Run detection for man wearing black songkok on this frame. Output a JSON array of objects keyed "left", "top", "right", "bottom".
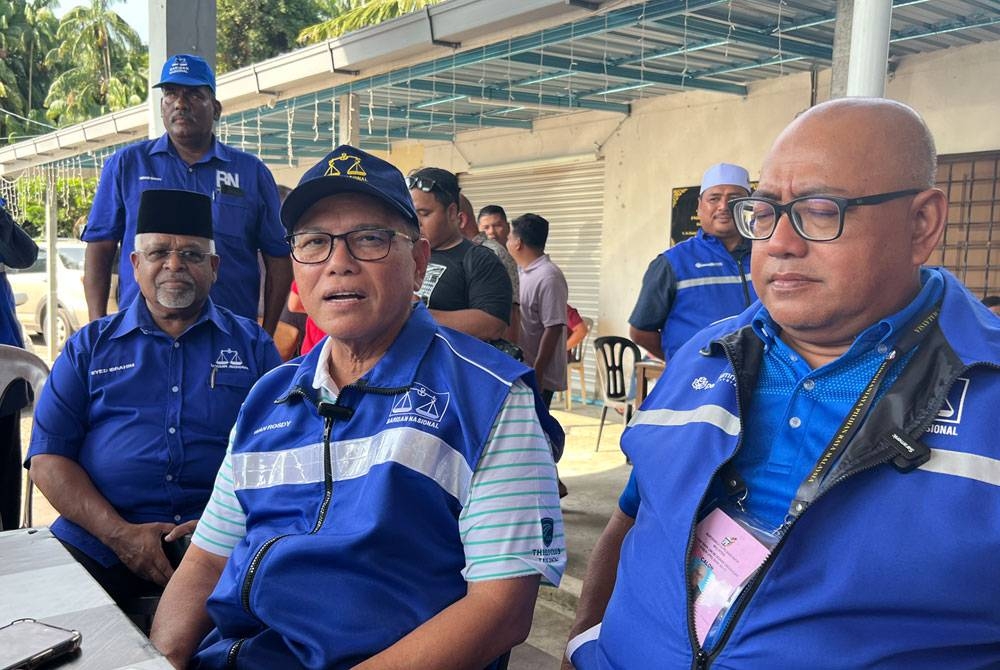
[{"left": 25, "top": 190, "right": 281, "bottom": 630}]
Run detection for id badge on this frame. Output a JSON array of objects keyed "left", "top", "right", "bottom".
[{"left": 690, "top": 506, "right": 777, "bottom": 645}]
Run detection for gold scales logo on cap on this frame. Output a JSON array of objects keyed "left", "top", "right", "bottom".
[{"left": 325, "top": 152, "right": 367, "bottom": 181}]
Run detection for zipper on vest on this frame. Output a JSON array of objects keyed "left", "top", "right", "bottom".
[
  {"left": 309, "top": 412, "right": 337, "bottom": 533},
  {"left": 240, "top": 533, "right": 291, "bottom": 614},
  {"left": 686, "top": 343, "right": 748, "bottom": 670},
  {"left": 225, "top": 638, "right": 246, "bottom": 668}
]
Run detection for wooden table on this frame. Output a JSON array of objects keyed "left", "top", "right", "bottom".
[
  {"left": 633, "top": 359, "right": 665, "bottom": 412},
  {"left": 0, "top": 527, "right": 172, "bottom": 669}
]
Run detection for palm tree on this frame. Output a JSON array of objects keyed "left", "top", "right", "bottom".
[
  {"left": 298, "top": 0, "right": 443, "bottom": 45},
  {"left": 15, "top": 0, "right": 59, "bottom": 111},
  {"left": 43, "top": 0, "right": 146, "bottom": 126}
]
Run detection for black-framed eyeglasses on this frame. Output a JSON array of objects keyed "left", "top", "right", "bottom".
[
  {"left": 728, "top": 188, "right": 924, "bottom": 242},
  {"left": 138, "top": 248, "right": 213, "bottom": 264},
  {"left": 285, "top": 228, "right": 416, "bottom": 264}
]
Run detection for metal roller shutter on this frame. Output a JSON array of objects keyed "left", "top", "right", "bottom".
[{"left": 460, "top": 158, "right": 605, "bottom": 403}]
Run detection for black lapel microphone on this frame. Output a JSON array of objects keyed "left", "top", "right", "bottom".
[{"left": 318, "top": 402, "right": 354, "bottom": 422}]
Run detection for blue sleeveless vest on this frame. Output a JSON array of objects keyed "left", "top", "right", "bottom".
[
  {"left": 194, "top": 306, "right": 563, "bottom": 669},
  {"left": 660, "top": 229, "right": 754, "bottom": 359}
]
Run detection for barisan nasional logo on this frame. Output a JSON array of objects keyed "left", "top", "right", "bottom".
[
  {"left": 691, "top": 372, "right": 736, "bottom": 391},
  {"left": 927, "top": 376, "right": 969, "bottom": 437},
  {"left": 324, "top": 151, "right": 368, "bottom": 181},
  {"left": 214, "top": 348, "right": 248, "bottom": 370},
  {"left": 387, "top": 382, "right": 450, "bottom": 430}
]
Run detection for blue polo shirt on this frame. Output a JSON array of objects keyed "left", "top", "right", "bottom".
[
  {"left": 83, "top": 134, "right": 289, "bottom": 319},
  {"left": 619, "top": 269, "right": 945, "bottom": 522},
  {"left": 26, "top": 296, "right": 281, "bottom": 566}
]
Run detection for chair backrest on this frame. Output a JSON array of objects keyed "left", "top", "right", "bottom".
[
  {"left": 568, "top": 316, "right": 594, "bottom": 365},
  {"left": 593, "top": 336, "right": 641, "bottom": 403},
  {"left": 0, "top": 345, "right": 51, "bottom": 528}
]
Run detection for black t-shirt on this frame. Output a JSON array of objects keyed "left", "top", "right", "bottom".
[{"left": 417, "top": 239, "right": 512, "bottom": 324}]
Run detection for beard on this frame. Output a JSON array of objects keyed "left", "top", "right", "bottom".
[{"left": 155, "top": 272, "right": 197, "bottom": 308}]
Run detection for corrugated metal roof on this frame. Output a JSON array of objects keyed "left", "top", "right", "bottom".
[{"left": 2, "top": 0, "right": 999, "bottom": 174}]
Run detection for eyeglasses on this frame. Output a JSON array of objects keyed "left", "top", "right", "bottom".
[
  {"left": 138, "top": 248, "right": 213, "bottom": 264},
  {"left": 285, "top": 228, "right": 416, "bottom": 264},
  {"left": 406, "top": 175, "right": 439, "bottom": 192},
  {"left": 728, "top": 188, "right": 924, "bottom": 242}
]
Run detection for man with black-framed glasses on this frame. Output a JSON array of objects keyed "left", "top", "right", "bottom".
[
  {"left": 152, "top": 146, "right": 565, "bottom": 669},
  {"left": 567, "top": 98, "right": 1000, "bottom": 668},
  {"left": 27, "top": 189, "right": 280, "bottom": 630}
]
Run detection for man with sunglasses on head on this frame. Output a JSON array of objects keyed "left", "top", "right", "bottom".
[
  {"left": 409, "top": 167, "right": 513, "bottom": 341},
  {"left": 566, "top": 98, "right": 1000, "bottom": 669},
  {"left": 26, "top": 189, "right": 280, "bottom": 628},
  {"left": 83, "top": 54, "right": 291, "bottom": 336},
  {"left": 151, "top": 147, "right": 565, "bottom": 668}
]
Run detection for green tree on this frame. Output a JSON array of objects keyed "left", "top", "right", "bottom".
[
  {"left": 0, "top": 0, "right": 59, "bottom": 140},
  {"left": 217, "top": 0, "right": 323, "bottom": 74},
  {"left": 43, "top": 0, "right": 147, "bottom": 126},
  {"left": 298, "top": 0, "right": 443, "bottom": 45}
]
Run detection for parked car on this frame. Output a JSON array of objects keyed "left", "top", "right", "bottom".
[{"left": 7, "top": 239, "right": 91, "bottom": 348}]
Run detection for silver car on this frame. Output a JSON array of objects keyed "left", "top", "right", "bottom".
[{"left": 7, "top": 239, "right": 90, "bottom": 348}]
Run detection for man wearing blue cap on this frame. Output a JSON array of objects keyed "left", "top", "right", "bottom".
[
  {"left": 628, "top": 162, "right": 756, "bottom": 362},
  {"left": 83, "top": 54, "right": 292, "bottom": 336},
  {"left": 151, "top": 146, "right": 565, "bottom": 669},
  {"left": 28, "top": 189, "right": 280, "bottom": 628}
]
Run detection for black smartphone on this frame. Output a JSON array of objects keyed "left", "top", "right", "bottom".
[{"left": 0, "top": 618, "right": 82, "bottom": 670}]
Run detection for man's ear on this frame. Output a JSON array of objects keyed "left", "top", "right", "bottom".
[
  {"left": 210, "top": 253, "right": 221, "bottom": 281},
  {"left": 212, "top": 99, "right": 222, "bottom": 121},
  {"left": 129, "top": 251, "right": 141, "bottom": 279},
  {"left": 412, "top": 237, "right": 430, "bottom": 290},
  {"left": 909, "top": 188, "right": 947, "bottom": 266}
]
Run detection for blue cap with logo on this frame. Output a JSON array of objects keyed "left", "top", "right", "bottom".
[
  {"left": 280, "top": 145, "right": 419, "bottom": 232},
  {"left": 700, "top": 162, "right": 751, "bottom": 195},
  {"left": 154, "top": 54, "right": 216, "bottom": 92}
]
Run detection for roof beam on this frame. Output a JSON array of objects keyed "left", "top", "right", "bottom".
[
  {"left": 652, "top": 15, "right": 833, "bottom": 61},
  {"left": 507, "top": 51, "right": 746, "bottom": 96},
  {"left": 400, "top": 79, "right": 629, "bottom": 114}
]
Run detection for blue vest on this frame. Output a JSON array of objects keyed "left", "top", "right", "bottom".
[
  {"left": 195, "top": 306, "right": 563, "bottom": 669},
  {"left": 573, "top": 270, "right": 1000, "bottom": 669},
  {"left": 660, "top": 230, "right": 754, "bottom": 359}
]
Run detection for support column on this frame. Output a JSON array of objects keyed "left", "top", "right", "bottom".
[
  {"left": 845, "top": 0, "right": 893, "bottom": 97},
  {"left": 830, "top": 0, "right": 853, "bottom": 98},
  {"left": 44, "top": 171, "right": 57, "bottom": 360},
  {"left": 147, "top": 0, "right": 217, "bottom": 138},
  {"left": 338, "top": 94, "right": 360, "bottom": 147}
]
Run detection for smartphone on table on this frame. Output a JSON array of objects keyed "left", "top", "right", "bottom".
[{"left": 0, "top": 618, "right": 82, "bottom": 670}]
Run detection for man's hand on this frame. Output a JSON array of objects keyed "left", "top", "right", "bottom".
[{"left": 107, "top": 521, "right": 178, "bottom": 586}]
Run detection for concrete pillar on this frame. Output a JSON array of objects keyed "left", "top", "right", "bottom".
[
  {"left": 830, "top": 0, "right": 853, "bottom": 98},
  {"left": 44, "top": 171, "right": 57, "bottom": 360},
  {"left": 845, "top": 0, "right": 893, "bottom": 97},
  {"left": 338, "top": 94, "right": 360, "bottom": 147},
  {"left": 147, "top": 0, "right": 217, "bottom": 139}
]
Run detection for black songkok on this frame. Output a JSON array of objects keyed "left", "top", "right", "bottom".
[{"left": 136, "top": 189, "right": 213, "bottom": 239}]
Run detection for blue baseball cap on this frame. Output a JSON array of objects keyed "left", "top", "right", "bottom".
[
  {"left": 281, "top": 145, "right": 419, "bottom": 233},
  {"left": 700, "top": 163, "right": 751, "bottom": 195},
  {"left": 154, "top": 54, "right": 216, "bottom": 92}
]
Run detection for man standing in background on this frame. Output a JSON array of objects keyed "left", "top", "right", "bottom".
[
  {"left": 83, "top": 54, "right": 291, "bottom": 335},
  {"left": 628, "top": 163, "right": 755, "bottom": 361}
]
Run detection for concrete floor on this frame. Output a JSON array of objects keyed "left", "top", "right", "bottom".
[{"left": 19, "top": 396, "right": 632, "bottom": 669}]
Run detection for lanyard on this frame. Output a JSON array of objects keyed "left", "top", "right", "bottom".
[
  {"left": 720, "top": 304, "right": 942, "bottom": 532},
  {"left": 785, "top": 304, "right": 941, "bottom": 523}
]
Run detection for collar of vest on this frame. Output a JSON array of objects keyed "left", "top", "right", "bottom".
[{"left": 278, "top": 304, "right": 438, "bottom": 406}]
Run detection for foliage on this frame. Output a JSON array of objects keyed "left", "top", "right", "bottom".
[
  {"left": 217, "top": 0, "right": 323, "bottom": 73},
  {"left": 0, "top": 0, "right": 60, "bottom": 141},
  {"left": 298, "top": 0, "right": 443, "bottom": 45},
  {"left": 13, "top": 174, "right": 98, "bottom": 238},
  {"left": 43, "top": 0, "right": 147, "bottom": 127}
]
